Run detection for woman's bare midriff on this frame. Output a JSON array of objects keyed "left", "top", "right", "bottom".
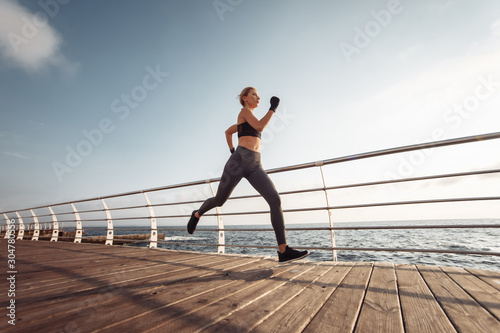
[{"left": 238, "top": 136, "right": 261, "bottom": 152}]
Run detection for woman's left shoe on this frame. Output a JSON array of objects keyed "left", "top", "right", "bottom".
[
  {"left": 278, "top": 246, "right": 310, "bottom": 263},
  {"left": 187, "top": 210, "right": 199, "bottom": 234}
]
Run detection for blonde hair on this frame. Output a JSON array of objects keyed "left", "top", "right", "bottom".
[{"left": 238, "top": 87, "right": 256, "bottom": 107}]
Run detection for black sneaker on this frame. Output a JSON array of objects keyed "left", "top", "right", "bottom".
[
  {"left": 278, "top": 246, "right": 310, "bottom": 263},
  {"left": 187, "top": 210, "right": 199, "bottom": 234}
]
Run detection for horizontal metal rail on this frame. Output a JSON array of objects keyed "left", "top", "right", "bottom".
[{"left": 266, "top": 131, "right": 500, "bottom": 175}]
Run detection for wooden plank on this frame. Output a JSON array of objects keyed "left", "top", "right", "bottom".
[
  {"left": 96, "top": 262, "right": 306, "bottom": 332},
  {"left": 441, "top": 266, "right": 500, "bottom": 321},
  {"left": 13, "top": 251, "right": 235, "bottom": 310},
  {"left": 15, "top": 249, "right": 200, "bottom": 290},
  {"left": 198, "top": 264, "right": 330, "bottom": 333},
  {"left": 418, "top": 265, "right": 500, "bottom": 332},
  {"left": 17, "top": 249, "right": 220, "bottom": 290},
  {"left": 143, "top": 262, "right": 315, "bottom": 332},
  {"left": 465, "top": 267, "right": 500, "bottom": 292},
  {"left": 396, "top": 264, "right": 456, "bottom": 333},
  {"left": 87, "top": 259, "right": 273, "bottom": 333},
  {"left": 5, "top": 247, "right": 148, "bottom": 278},
  {"left": 303, "top": 262, "right": 373, "bottom": 332},
  {"left": 251, "top": 262, "right": 354, "bottom": 333},
  {"left": 6, "top": 255, "right": 258, "bottom": 326},
  {"left": 14, "top": 256, "right": 239, "bottom": 327},
  {"left": 7, "top": 241, "right": 188, "bottom": 285},
  {"left": 12, "top": 254, "right": 258, "bottom": 329},
  {"left": 2, "top": 241, "right": 162, "bottom": 298},
  {"left": 16, "top": 240, "right": 144, "bottom": 259},
  {"left": 355, "top": 263, "right": 403, "bottom": 333},
  {"left": 18, "top": 243, "right": 187, "bottom": 268}
]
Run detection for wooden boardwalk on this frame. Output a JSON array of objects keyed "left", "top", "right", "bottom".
[{"left": 1, "top": 240, "right": 499, "bottom": 332}]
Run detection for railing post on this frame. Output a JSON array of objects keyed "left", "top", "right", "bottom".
[
  {"left": 143, "top": 192, "right": 158, "bottom": 248},
  {"left": 3, "top": 213, "right": 10, "bottom": 239},
  {"left": 207, "top": 180, "right": 225, "bottom": 254},
  {"left": 101, "top": 199, "right": 113, "bottom": 245},
  {"left": 15, "top": 212, "right": 25, "bottom": 240},
  {"left": 48, "top": 206, "right": 59, "bottom": 242},
  {"left": 30, "top": 209, "right": 40, "bottom": 241},
  {"left": 71, "top": 203, "right": 83, "bottom": 243},
  {"left": 316, "top": 161, "right": 338, "bottom": 262}
]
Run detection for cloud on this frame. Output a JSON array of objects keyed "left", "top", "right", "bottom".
[
  {"left": 0, "top": 0, "right": 79, "bottom": 75},
  {"left": 2, "top": 151, "right": 31, "bottom": 159}
]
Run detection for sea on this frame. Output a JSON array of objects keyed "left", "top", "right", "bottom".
[{"left": 83, "top": 219, "right": 500, "bottom": 271}]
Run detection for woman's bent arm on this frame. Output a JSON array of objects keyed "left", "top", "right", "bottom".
[{"left": 225, "top": 124, "right": 238, "bottom": 150}]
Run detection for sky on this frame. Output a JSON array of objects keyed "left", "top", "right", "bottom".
[{"left": 1, "top": 0, "right": 500, "bottom": 225}]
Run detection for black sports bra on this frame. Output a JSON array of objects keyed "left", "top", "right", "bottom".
[{"left": 237, "top": 122, "right": 261, "bottom": 139}]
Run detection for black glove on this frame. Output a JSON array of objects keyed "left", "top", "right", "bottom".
[
  {"left": 270, "top": 96, "right": 280, "bottom": 112},
  {"left": 230, "top": 148, "right": 235, "bottom": 154}
]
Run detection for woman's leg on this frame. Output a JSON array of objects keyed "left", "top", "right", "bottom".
[
  {"left": 197, "top": 154, "right": 244, "bottom": 216},
  {"left": 246, "top": 170, "right": 310, "bottom": 261},
  {"left": 188, "top": 154, "right": 244, "bottom": 234},
  {"left": 246, "top": 165, "right": 287, "bottom": 246}
]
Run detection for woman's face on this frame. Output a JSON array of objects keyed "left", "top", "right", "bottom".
[{"left": 243, "top": 89, "right": 260, "bottom": 108}]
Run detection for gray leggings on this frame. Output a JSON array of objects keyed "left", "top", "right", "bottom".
[{"left": 197, "top": 146, "right": 286, "bottom": 245}]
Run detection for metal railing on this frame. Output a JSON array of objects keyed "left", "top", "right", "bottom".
[{"left": 2, "top": 132, "right": 500, "bottom": 262}]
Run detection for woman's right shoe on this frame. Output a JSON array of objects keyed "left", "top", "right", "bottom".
[
  {"left": 187, "top": 210, "right": 199, "bottom": 234},
  {"left": 278, "top": 246, "right": 310, "bottom": 263}
]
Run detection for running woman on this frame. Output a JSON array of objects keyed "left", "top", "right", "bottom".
[{"left": 187, "top": 87, "right": 310, "bottom": 263}]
